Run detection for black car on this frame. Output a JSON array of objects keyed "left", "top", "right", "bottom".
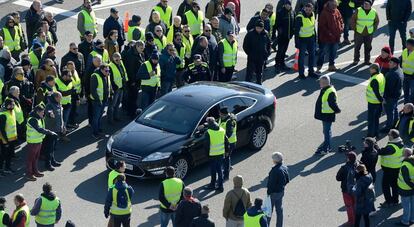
[{"left": 106, "top": 81, "right": 276, "bottom": 179}]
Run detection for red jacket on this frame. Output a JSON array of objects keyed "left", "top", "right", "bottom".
[
  {"left": 318, "top": 4, "right": 344, "bottom": 43},
  {"left": 224, "top": 0, "right": 240, "bottom": 23}
]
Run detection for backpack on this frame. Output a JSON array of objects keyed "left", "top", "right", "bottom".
[
  {"left": 232, "top": 190, "right": 246, "bottom": 218},
  {"left": 346, "top": 164, "right": 357, "bottom": 193}
]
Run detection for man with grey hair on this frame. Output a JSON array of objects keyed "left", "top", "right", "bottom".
[
  {"left": 366, "top": 63, "right": 385, "bottom": 138},
  {"left": 267, "top": 152, "right": 289, "bottom": 227},
  {"left": 175, "top": 187, "right": 201, "bottom": 226},
  {"left": 398, "top": 147, "right": 414, "bottom": 226},
  {"left": 314, "top": 75, "right": 341, "bottom": 155}
]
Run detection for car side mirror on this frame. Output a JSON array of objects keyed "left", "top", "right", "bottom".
[{"left": 135, "top": 108, "right": 143, "bottom": 117}]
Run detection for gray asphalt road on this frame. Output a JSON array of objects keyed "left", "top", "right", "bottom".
[{"left": 0, "top": 0, "right": 413, "bottom": 226}]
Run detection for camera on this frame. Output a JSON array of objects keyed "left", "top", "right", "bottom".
[{"left": 338, "top": 140, "right": 356, "bottom": 153}]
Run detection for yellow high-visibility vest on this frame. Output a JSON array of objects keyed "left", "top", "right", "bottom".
[
  {"left": 184, "top": 10, "right": 204, "bottom": 36},
  {"left": 2, "top": 27, "right": 21, "bottom": 51},
  {"left": 297, "top": 13, "right": 315, "bottom": 38},
  {"left": 380, "top": 143, "right": 403, "bottom": 169},
  {"left": 80, "top": 9, "right": 97, "bottom": 35},
  {"left": 398, "top": 161, "right": 414, "bottom": 190},
  {"left": 154, "top": 36, "right": 168, "bottom": 52},
  {"left": 366, "top": 73, "right": 385, "bottom": 104},
  {"left": 110, "top": 187, "right": 132, "bottom": 215},
  {"left": 153, "top": 5, "right": 173, "bottom": 27},
  {"left": 219, "top": 117, "right": 237, "bottom": 144},
  {"left": 321, "top": 86, "right": 338, "bottom": 114},
  {"left": 141, "top": 61, "right": 161, "bottom": 87},
  {"left": 72, "top": 70, "right": 81, "bottom": 94},
  {"left": 55, "top": 77, "right": 73, "bottom": 105},
  {"left": 207, "top": 128, "right": 226, "bottom": 156},
  {"left": 34, "top": 196, "right": 60, "bottom": 225},
  {"left": 182, "top": 34, "right": 194, "bottom": 59},
  {"left": 244, "top": 212, "right": 264, "bottom": 227},
  {"left": 90, "top": 50, "right": 110, "bottom": 64},
  {"left": 12, "top": 205, "right": 30, "bottom": 227},
  {"left": 356, "top": 7, "right": 377, "bottom": 34},
  {"left": 160, "top": 178, "right": 184, "bottom": 209},
  {"left": 0, "top": 110, "right": 17, "bottom": 143},
  {"left": 402, "top": 48, "right": 414, "bottom": 75},
  {"left": 89, "top": 73, "right": 110, "bottom": 101},
  {"left": 127, "top": 26, "right": 145, "bottom": 42},
  {"left": 26, "top": 117, "right": 45, "bottom": 144},
  {"left": 220, "top": 39, "right": 238, "bottom": 67},
  {"left": 109, "top": 61, "right": 128, "bottom": 89}
]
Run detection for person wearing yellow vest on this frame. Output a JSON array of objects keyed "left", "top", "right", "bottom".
[
  {"left": 218, "top": 31, "right": 237, "bottom": 82},
  {"left": 77, "top": 0, "right": 98, "bottom": 40},
  {"left": 108, "top": 52, "right": 128, "bottom": 122},
  {"left": 154, "top": 26, "right": 168, "bottom": 53},
  {"left": 137, "top": 53, "right": 161, "bottom": 109},
  {"left": 5, "top": 87, "right": 25, "bottom": 140},
  {"left": 64, "top": 61, "right": 82, "bottom": 129},
  {"left": 184, "top": 54, "right": 211, "bottom": 83},
  {"left": 338, "top": 0, "right": 355, "bottom": 45},
  {"left": 173, "top": 32, "right": 187, "bottom": 87},
  {"left": 314, "top": 75, "right": 341, "bottom": 155},
  {"left": 167, "top": 16, "right": 183, "bottom": 44},
  {"left": 0, "top": 197, "right": 11, "bottom": 226},
  {"left": 350, "top": 0, "right": 379, "bottom": 66},
  {"left": 378, "top": 129, "right": 404, "bottom": 207},
  {"left": 0, "top": 99, "right": 17, "bottom": 174},
  {"left": 181, "top": 25, "right": 194, "bottom": 64},
  {"left": 218, "top": 107, "right": 237, "bottom": 181},
  {"left": 108, "top": 160, "right": 126, "bottom": 189},
  {"left": 90, "top": 64, "right": 111, "bottom": 139},
  {"left": 11, "top": 11, "right": 28, "bottom": 52},
  {"left": 29, "top": 43, "right": 43, "bottom": 73},
  {"left": 127, "top": 15, "right": 145, "bottom": 42},
  {"left": 159, "top": 44, "right": 182, "bottom": 96},
  {"left": 11, "top": 194, "right": 30, "bottom": 227},
  {"left": 244, "top": 198, "right": 268, "bottom": 227},
  {"left": 402, "top": 39, "right": 414, "bottom": 104},
  {"left": 366, "top": 64, "right": 385, "bottom": 138},
  {"left": 35, "top": 75, "right": 56, "bottom": 107},
  {"left": 0, "top": 16, "right": 23, "bottom": 61},
  {"left": 397, "top": 149, "right": 414, "bottom": 226},
  {"left": 55, "top": 69, "right": 76, "bottom": 127},
  {"left": 159, "top": 166, "right": 185, "bottom": 227},
  {"left": 30, "top": 183, "right": 62, "bottom": 226},
  {"left": 395, "top": 103, "right": 414, "bottom": 147},
  {"left": 295, "top": 3, "right": 318, "bottom": 79},
  {"left": 104, "top": 174, "right": 134, "bottom": 227},
  {"left": 26, "top": 105, "right": 57, "bottom": 181},
  {"left": 88, "top": 39, "right": 110, "bottom": 66},
  {"left": 183, "top": 2, "right": 205, "bottom": 37},
  {"left": 151, "top": 0, "right": 173, "bottom": 28}
]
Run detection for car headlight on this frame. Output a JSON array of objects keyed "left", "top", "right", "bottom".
[
  {"left": 107, "top": 136, "right": 114, "bottom": 152},
  {"left": 142, "top": 152, "right": 172, "bottom": 162}
]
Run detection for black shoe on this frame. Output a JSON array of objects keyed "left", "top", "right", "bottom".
[
  {"left": 204, "top": 184, "right": 216, "bottom": 190},
  {"left": 379, "top": 202, "right": 391, "bottom": 208},
  {"left": 364, "top": 61, "right": 372, "bottom": 66},
  {"left": 215, "top": 187, "right": 224, "bottom": 193},
  {"left": 45, "top": 166, "right": 55, "bottom": 171},
  {"left": 51, "top": 162, "right": 61, "bottom": 167},
  {"left": 314, "top": 150, "right": 327, "bottom": 156},
  {"left": 298, "top": 74, "right": 306, "bottom": 80}
]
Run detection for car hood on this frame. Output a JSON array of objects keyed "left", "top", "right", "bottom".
[{"left": 112, "top": 122, "right": 187, "bottom": 157}]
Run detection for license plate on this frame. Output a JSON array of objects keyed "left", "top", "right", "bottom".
[{"left": 125, "top": 163, "right": 134, "bottom": 170}]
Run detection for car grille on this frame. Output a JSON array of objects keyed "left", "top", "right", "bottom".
[{"left": 112, "top": 149, "right": 142, "bottom": 163}]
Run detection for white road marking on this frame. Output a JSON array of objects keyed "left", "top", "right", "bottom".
[
  {"left": 92, "top": 0, "right": 125, "bottom": 9},
  {"left": 93, "top": 0, "right": 153, "bottom": 11},
  {"left": 325, "top": 71, "right": 369, "bottom": 86},
  {"left": 13, "top": 0, "right": 105, "bottom": 25}
]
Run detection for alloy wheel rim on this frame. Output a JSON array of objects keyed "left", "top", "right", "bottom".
[
  {"left": 175, "top": 159, "right": 188, "bottom": 179},
  {"left": 253, "top": 126, "right": 267, "bottom": 148}
]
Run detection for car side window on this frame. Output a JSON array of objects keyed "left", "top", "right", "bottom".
[{"left": 220, "top": 97, "right": 252, "bottom": 114}]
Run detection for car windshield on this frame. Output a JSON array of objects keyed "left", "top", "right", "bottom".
[{"left": 136, "top": 100, "right": 201, "bottom": 134}]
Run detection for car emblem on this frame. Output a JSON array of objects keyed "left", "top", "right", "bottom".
[{"left": 121, "top": 153, "right": 128, "bottom": 158}]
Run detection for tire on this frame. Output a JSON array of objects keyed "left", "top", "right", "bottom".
[
  {"left": 249, "top": 123, "right": 268, "bottom": 150},
  {"left": 173, "top": 157, "right": 190, "bottom": 179}
]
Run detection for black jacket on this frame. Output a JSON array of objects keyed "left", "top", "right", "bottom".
[
  {"left": 175, "top": 197, "right": 202, "bottom": 227},
  {"left": 78, "top": 40, "right": 93, "bottom": 65},
  {"left": 177, "top": 1, "right": 193, "bottom": 19},
  {"left": 184, "top": 62, "right": 211, "bottom": 83},
  {"left": 360, "top": 147, "right": 378, "bottom": 177},
  {"left": 246, "top": 15, "right": 271, "bottom": 33},
  {"left": 60, "top": 51, "right": 85, "bottom": 77},
  {"left": 274, "top": 6, "right": 295, "bottom": 40},
  {"left": 124, "top": 47, "right": 145, "bottom": 82},
  {"left": 25, "top": 5, "right": 44, "bottom": 45},
  {"left": 191, "top": 45, "right": 210, "bottom": 65},
  {"left": 243, "top": 30, "right": 271, "bottom": 62},
  {"left": 44, "top": 18, "right": 58, "bottom": 44},
  {"left": 399, "top": 158, "right": 414, "bottom": 196},
  {"left": 314, "top": 86, "right": 341, "bottom": 122},
  {"left": 144, "top": 43, "right": 158, "bottom": 60},
  {"left": 103, "top": 16, "right": 125, "bottom": 47},
  {"left": 192, "top": 34, "right": 218, "bottom": 68},
  {"left": 386, "top": 0, "right": 412, "bottom": 23},
  {"left": 384, "top": 67, "right": 402, "bottom": 99},
  {"left": 267, "top": 163, "right": 290, "bottom": 195},
  {"left": 336, "top": 161, "right": 358, "bottom": 193},
  {"left": 190, "top": 214, "right": 215, "bottom": 227}
]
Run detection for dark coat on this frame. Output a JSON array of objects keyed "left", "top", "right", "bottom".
[
  {"left": 246, "top": 15, "right": 271, "bottom": 33},
  {"left": 243, "top": 30, "right": 271, "bottom": 63},
  {"left": 352, "top": 173, "right": 375, "bottom": 215},
  {"left": 177, "top": 1, "right": 193, "bottom": 20},
  {"left": 60, "top": 51, "right": 85, "bottom": 77},
  {"left": 274, "top": 6, "right": 295, "bottom": 40},
  {"left": 103, "top": 16, "right": 125, "bottom": 47},
  {"left": 384, "top": 67, "right": 402, "bottom": 99},
  {"left": 123, "top": 46, "right": 145, "bottom": 82},
  {"left": 336, "top": 161, "right": 358, "bottom": 193},
  {"left": 360, "top": 147, "right": 378, "bottom": 182},
  {"left": 25, "top": 5, "right": 44, "bottom": 45},
  {"left": 314, "top": 86, "right": 341, "bottom": 122},
  {"left": 78, "top": 40, "right": 93, "bottom": 65},
  {"left": 175, "top": 197, "right": 202, "bottom": 227},
  {"left": 44, "top": 18, "right": 58, "bottom": 44},
  {"left": 159, "top": 48, "right": 182, "bottom": 82},
  {"left": 190, "top": 214, "right": 215, "bottom": 227},
  {"left": 191, "top": 45, "right": 210, "bottom": 65},
  {"left": 90, "top": 69, "right": 110, "bottom": 103},
  {"left": 193, "top": 34, "right": 218, "bottom": 68},
  {"left": 386, "top": 0, "right": 412, "bottom": 23},
  {"left": 267, "top": 163, "right": 290, "bottom": 195}
]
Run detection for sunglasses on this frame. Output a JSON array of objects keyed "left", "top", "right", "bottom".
[
  {"left": 47, "top": 65, "right": 54, "bottom": 67},
  {"left": 204, "top": 30, "right": 211, "bottom": 32},
  {"left": 183, "top": 30, "right": 190, "bottom": 33},
  {"left": 71, "top": 48, "right": 78, "bottom": 50},
  {"left": 104, "top": 69, "right": 110, "bottom": 72},
  {"left": 156, "top": 30, "right": 162, "bottom": 32},
  {"left": 8, "top": 21, "right": 14, "bottom": 24}
]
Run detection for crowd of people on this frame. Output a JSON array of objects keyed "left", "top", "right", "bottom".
[{"left": 0, "top": 0, "right": 413, "bottom": 226}]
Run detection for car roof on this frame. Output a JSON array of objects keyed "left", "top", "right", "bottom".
[{"left": 162, "top": 82, "right": 258, "bottom": 110}]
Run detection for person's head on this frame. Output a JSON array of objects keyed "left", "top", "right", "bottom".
[
  {"left": 193, "top": 54, "right": 202, "bottom": 65},
  {"left": 272, "top": 152, "right": 283, "bottom": 164},
  {"left": 403, "top": 103, "right": 414, "bottom": 114},
  {"left": 173, "top": 32, "right": 182, "bottom": 44},
  {"left": 112, "top": 52, "right": 122, "bottom": 64},
  {"left": 42, "top": 182, "right": 53, "bottom": 194},
  {"left": 173, "top": 16, "right": 181, "bottom": 27},
  {"left": 160, "top": 0, "right": 168, "bottom": 7},
  {"left": 363, "top": 0, "right": 372, "bottom": 10},
  {"left": 115, "top": 174, "right": 126, "bottom": 183},
  {"left": 363, "top": 137, "right": 375, "bottom": 148},
  {"left": 380, "top": 46, "right": 391, "bottom": 59},
  {"left": 4, "top": 98, "right": 14, "bottom": 110},
  {"left": 219, "top": 107, "right": 229, "bottom": 118},
  {"left": 0, "top": 197, "right": 5, "bottom": 210},
  {"left": 155, "top": 25, "right": 163, "bottom": 37},
  {"left": 284, "top": 0, "right": 292, "bottom": 10},
  {"left": 131, "top": 15, "right": 141, "bottom": 26},
  {"left": 403, "top": 148, "right": 413, "bottom": 159},
  {"left": 346, "top": 151, "right": 357, "bottom": 163},
  {"left": 32, "top": 42, "right": 43, "bottom": 55},
  {"left": 11, "top": 12, "right": 20, "bottom": 23},
  {"left": 390, "top": 57, "right": 400, "bottom": 69},
  {"left": 9, "top": 86, "right": 20, "bottom": 98},
  {"left": 151, "top": 51, "right": 159, "bottom": 64},
  {"left": 255, "top": 20, "right": 265, "bottom": 33},
  {"left": 34, "top": 104, "right": 45, "bottom": 118},
  {"left": 32, "top": 0, "right": 42, "bottom": 12},
  {"left": 166, "top": 43, "right": 176, "bottom": 56},
  {"left": 43, "top": 59, "right": 54, "bottom": 70},
  {"left": 319, "top": 75, "right": 331, "bottom": 88},
  {"left": 95, "top": 39, "right": 104, "bottom": 50},
  {"left": 115, "top": 160, "right": 126, "bottom": 173},
  {"left": 135, "top": 40, "right": 145, "bottom": 53},
  {"left": 356, "top": 164, "right": 368, "bottom": 175},
  {"left": 191, "top": 1, "right": 200, "bottom": 12},
  {"left": 61, "top": 69, "right": 72, "bottom": 81},
  {"left": 37, "top": 31, "right": 46, "bottom": 43},
  {"left": 165, "top": 166, "right": 175, "bottom": 178},
  {"left": 233, "top": 175, "right": 244, "bottom": 188},
  {"left": 328, "top": 0, "right": 338, "bottom": 10},
  {"left": 45, "top": 11, "right": 54, "bottom": 22},
  {"left": 199, "top": 36, "right": 208, "bottom": 48},
  {"left": 52, "top": 91, "right": 62, "bottom": 103},
  {"left": 109, "top": 30, "right": 118, "bottom": 41},
  {"left": 110, "top": 7, "right": 119, "bottom": 19},
  {"left": 46, "top": 45, "right": 56, "bottom": 57},
  {"left": 92, "top": 56, "right": 102, "bottom": 68},
  {"left": 201, "top": 205, "right": 210, "bottom": 214},
  {"left": 182, "top": 25, "right": 191, "bottom": 37},
  {"left": 99, "top": 64, "right": 110, "bottom": 76},
  {"left": 260, "top": 9, "right": 269, "bottom": 20},
  {"left": 84, "top": 31, "right": 94, "bottom": 43},
  {"left": 12, "top": 66, "right": 24, "bottom": 81},
  {"left": 1, "top": 49, "right": 11, "bottom": 62},
  {"left": 6, "top": 16, "right": 15, "bottom": 28},
  {"left": 203, "top": 24, "right": 212, "bottom": 36},
  {"left": 40, "top": 21, "right": 49, "bottom": 33},
  {"left": 388, "top": 129, "right": 400, "bottom": 140},
  {"left": 304, "top": 3, "right": 314, "bottom": 15},
  {"left": 407, "top": 39, "right": 414, "bottom": 51},
  {"left": 66, "top": 61, "right": 75, "bottom": 71},
  {"left": 210, "top": 16, "right": 219, "bottom": 29},
  {"left": 21, "top": 58, "right": 31, "bottom": 71},
  {"left": 254, "top": 198, "right": 263, "bottom": 209},
  {"left": 226, "top": 2, "right": 235, "bottom": 12},
  {"left": 183, "top": 187, "right": 193, "bottom": 198},
  {"left": 265, "top": 3, "right": 274, "bottom": 14},
  {"left": 83, "top": 0, "right": 92, "bottom": 10},
  {"left": 369, "top": 63, "right": 380, "bottom": 75},
  {"left": 69, "top": 42, "right": 78, "bottom": 54},
  {"left": 45, "top": 75, "right": 56, "bottom": 87},
  {"left": 14, "top": 194, "right": 25, "bottom": 207},
  {"left": 224, "top": 7, "right": 233, "bottom": 20},
  {"left": 151, "top": 11, "right": 161, "bottom": 23}
]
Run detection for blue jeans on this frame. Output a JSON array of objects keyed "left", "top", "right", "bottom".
[
  {"left": 298, "top": 38, "right": 316, "bottom": 76},
  {"left": 367, "top": 103, "right": 382, "bottom": 137},
  {"left": 209, "top": 156, "right": 224, "bottom": 189},
  {"left": 62, "top": 104, "right": 72, "bottom": 127},
  {"left": 160, "top": 80, "right": 173, "bottom": 96},
  {"left": 223, "top": 143, "right": 235, "bottom": 179},
  {"left": 317, "top": 43, "right": 339, "bottom": 67},
  {"left": 403, "top": 77, "right": 414, "bottom": 104},
  {"left": 160, "top": 211, "right": 175, "bottom": 227},
  {"left": 401, "top": 195, "right": 414, "bottom": 224},
  {"left": 91, "top": 101, "right": 105, "bottom": 135},
  {"left": 268, "top": 192, "right": 284, "bottom": 227},
  {"left": 320, "top": 121, "right": 332, "bottom": 151},
  {"left": 108, "top": 89, "right": 124, "bottom": 121},
  {"left": 384, "top": 98, "right": 399, "bottom": 130},
  {"left": 389, "top": 21, "right": 407, "bottom": 53}
]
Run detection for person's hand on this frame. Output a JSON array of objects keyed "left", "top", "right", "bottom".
[
  {"left": 50, "top": 111, "right": 55, "bottom": 118},
  {"left": 76, "top": 100, "right": 81, "bottom": 106},
  {"left": 221, "top": 68, "right": 225, "bottom": 74},
  {"left": 169, "top": 204, "right": 175, "bottom": 210}
]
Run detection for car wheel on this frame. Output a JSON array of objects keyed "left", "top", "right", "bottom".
[
  {"left": 174, "top": 157, "right": 189, "bottom": 179},
  {"left": 249, "top": 123, "right": 268, "bottom": 150}
]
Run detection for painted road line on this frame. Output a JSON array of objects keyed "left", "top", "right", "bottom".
[
  {"left": 93, "top": 0, "right": 153, "bottom": 11},
  {"left": 92, "top": 0, "right": 125, "bottom": 9},
  {"left": 325, "top": 71, "right": 369, "bottom": 86},
  {"left": 13, "top": 0, "right": 105, "bottom": 25}
]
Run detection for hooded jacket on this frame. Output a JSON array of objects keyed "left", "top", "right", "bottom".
[
  {"left": 218, "top": 14, "right": 239, "bottom": 38},
  {"left": 352, "top": 173, "right": 375, "bottom": 214},
  {"left": 245, "top": 206, "right": 268, "bottom": 227},
  {"left": 336, "top": 161, "right": 358, "bottom": 193},
  {"left": 30, "top": 192, "right": 62, "bottom": 223},
  {"left": 104, "top": 181, "right": 134, "bottom": 217},
  {"left": 223, "top": 175, "right": 252, "bottom": 221}
]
